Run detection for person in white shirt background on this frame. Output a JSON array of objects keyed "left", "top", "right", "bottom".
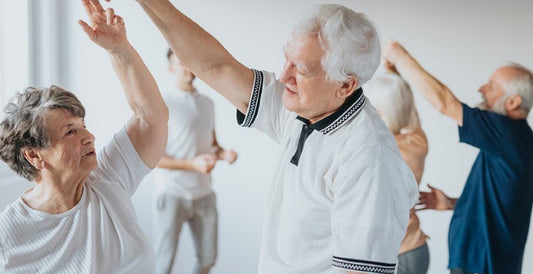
[
  {"left": 153, "top": 48, "right": 237, "bottom": 274},
  {"left": 0, "top": 1, "right": 168, "bottom": 273},
  {"left": 105, "top": 0, "right": 419, "bottom": 273}
]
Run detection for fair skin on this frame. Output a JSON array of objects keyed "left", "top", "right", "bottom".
[
  {"left": 156, "top": 53, "right": 237, "bottom": 174},
  {"left": 417, "top": 185, "right": 457, "bottom": 211},
  {"left": 99, "top": 0, "right": 365, "bottom": 271},
  {"left": 281, "top": 34, "right": 358, "bottom": 122},
  {"left": 99, "top": 0, "right": 356, "bottom": 123},
  {"left": 22, "top": 0, "right": 168, "bottom": 214},
  {"left": 382, "top": 40, "right": 528, "bottom": 126},
  {"left": 383, "top": 40, "right": 528, "bottom": 211}
]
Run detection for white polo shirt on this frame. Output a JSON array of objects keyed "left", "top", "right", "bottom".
[
  {"left": 0, "top": 128, "right": 154, "bottom": 274},
  {"left": 237, "top": 70, "right": 418, "bottom": 274},
  {"left": 154, "top": 89, "right": 216, "bottom": 200}
]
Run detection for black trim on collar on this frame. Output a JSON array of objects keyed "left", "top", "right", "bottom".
[
  {"left": 332, "top": 256, "right": 396, "bottom": 274},
  {"left": 296, "top": 88, "right": 366, "bottom": 135}
]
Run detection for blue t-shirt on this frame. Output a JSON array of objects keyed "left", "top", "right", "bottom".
[{"left": 449, "top": 104, "right": 533, "bottom": 274}]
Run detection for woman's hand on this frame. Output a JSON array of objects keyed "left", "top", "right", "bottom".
[
  {"left": 417, "top": 184, "right": 456, "bottom": 211},
  {"left": 79, "top": 0, "right": 129, "bottom": 53}
]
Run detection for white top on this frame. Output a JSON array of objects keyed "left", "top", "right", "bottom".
[
  {"left": 0, "top": 128, "right": 154, "bottom": 274},
  {"left": 237, "top": 70, "right": 419, "bottom": 274},
  {"left": 154, "top": 89, "right": 216, "bottom": 200}
]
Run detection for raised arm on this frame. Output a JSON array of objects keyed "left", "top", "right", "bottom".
[
  {"left": 99, "top": 0, "right": 254, "bottom": 113},
  {"left": 79, "top": 0, "right": 168, "bottom": 168},
  {"left": 383, "top": 40, "right": 463, "bottom": 125}
]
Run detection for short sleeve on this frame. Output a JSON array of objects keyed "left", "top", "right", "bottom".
[
  {"left": 331, "top": 162, "right": 416, "bottom": 273},
  {"left": 236, "top": 69, "right": 292, "bottom": 143},
  {"left": 459, "top": 103, "right": 510, "bottom": 153},
  {"left": 93, "top": 127, "right": 152, "bottom": 195}
]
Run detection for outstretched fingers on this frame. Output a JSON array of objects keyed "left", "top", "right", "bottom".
[
  {"left": 81, "top": 0, "right": 94, "bottom": 16},
  {"left": 114, "top": 15, "right": 124, "bottom": 25},
  {"left": 89, "top": 0, "right": 106, "bottom": 13},
  {"left": 105, "top": 8, "right": 115, "bottom": 25},
  {"left": 78, "top": 20, "right": 96, "bottom": 41}
]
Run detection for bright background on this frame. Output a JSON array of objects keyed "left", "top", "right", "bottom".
[{"left": 1, "top": 0, "right": 533, "bottom": 273}]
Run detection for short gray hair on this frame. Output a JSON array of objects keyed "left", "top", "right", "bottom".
[
  {"left": 364, "top": 72, "right": 419, "bottom": 133},
  {"left": 503, "top": 62, "right": 533, "bottom": 114},
  {"left": 292, "top": 4, "right": 381, "bottom": 88},
  {"left": 0, "top": 86, "right": 85, "bottom": 181}
]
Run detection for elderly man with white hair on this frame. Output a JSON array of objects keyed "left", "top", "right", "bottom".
[
  {"left": 384, "top": 41, "right": 533, "bottom": 274},
  {"left": 104, "top": 0, "right": 419, "bottom": 273}
]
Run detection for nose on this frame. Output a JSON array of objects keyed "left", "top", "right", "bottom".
[
  {"left": 279, "top": 61, "right": 296, "bottom": 85},
  {"left": 82, "top": 128, "right": 95, "bottom": 145},
  {"left": 479, "top": 84, "right": 487, "bottom": 94}
]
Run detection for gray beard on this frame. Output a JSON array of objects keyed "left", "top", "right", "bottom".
[{"left": 476, "top": 97, "right": 507, "bottom": 116}]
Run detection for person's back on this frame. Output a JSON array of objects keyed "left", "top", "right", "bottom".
[
  {"left": 384, "top": 41, "right": 533, "bottom": 274},
  {"left": 450, "top": 105, "right": 533, "bottom": 273}
]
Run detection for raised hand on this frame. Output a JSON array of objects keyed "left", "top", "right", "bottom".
[
  {"left": 190, "top": 154, "right": 217, "bottom": 174},
  {"left": 382, "top": 40, "right": 410, "bottom": 70},
  {"left": 416, "top": 184, "right": 455, "bottom": 211},
  {"left": 79, "top": 0, "right": 129, "bottom": 53}
]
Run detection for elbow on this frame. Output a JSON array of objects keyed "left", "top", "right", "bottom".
[
  {"left": 433, "top": 96, "right": 453, "bottom": 115},
  {"left": 433, "top": 87, "right": 456, "bottom": 115}
]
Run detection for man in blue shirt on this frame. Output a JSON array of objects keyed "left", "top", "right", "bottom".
[{"left": 383, "top": 40, "right": 533, "bottom": 274}]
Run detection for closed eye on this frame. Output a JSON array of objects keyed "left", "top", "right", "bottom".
[{"left": 65, "top": 129, "right": 75, "bottom": 137}]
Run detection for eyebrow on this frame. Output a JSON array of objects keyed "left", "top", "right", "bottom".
[
  {"left": 61, "top": 123, "right": 75, "bottom": 130},
  {"left": 61, "top": 119, "right": 85, "bottom": 130}
]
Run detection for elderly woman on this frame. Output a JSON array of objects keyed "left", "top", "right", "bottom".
[
  {"left": 0, "top": 1, "right": 167, "bottom": 273},
  {"left": 365, "top": 72, "right": 430, "bottom": 274}
]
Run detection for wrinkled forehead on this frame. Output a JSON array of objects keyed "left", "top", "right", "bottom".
[
  {"left": 285, "top": 32, "right": 320, "bottom": 51},
  {"left": 283, "top": 34, "right": 324, "bottom": 67},
  {"left": 43, "top": 109, "right": 83, "bottom": 132}
]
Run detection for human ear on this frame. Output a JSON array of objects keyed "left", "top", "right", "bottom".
[
  {"left": 23, "top": 148, "right": 45, "bottom": 170},
  {"left": 336, "top": 75, "right": 358, "bottom": 98},
  {"left": 505, "top": 94, "right": 522, "bottom": 112}
]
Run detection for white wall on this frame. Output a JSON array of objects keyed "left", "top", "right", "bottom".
[{"left": 1, "top": 0, "right": 533, "bottom": 273}]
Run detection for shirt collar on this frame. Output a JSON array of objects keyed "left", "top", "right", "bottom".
[{"left": 296, "top": 88, "right": 366, "bottom": 135}]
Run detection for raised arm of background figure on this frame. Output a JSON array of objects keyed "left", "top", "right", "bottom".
[
  {"left": 383, "top": 40, "right": 463, "bottom": 126},
  {"left": 97, "top": 0, "right": 254, "bottom": 113},
  {"left": 416, "top": 185, "right": 457, "bottom": 211},
  {"left": 79, "top": 0, "right": 168, "bottom": 168}
]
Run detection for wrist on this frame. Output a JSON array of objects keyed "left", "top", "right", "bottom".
[
  {"left": 446, "top": 197, "right": 456, "bottom": 210},
  {"left": 107, "top": 43, "right": 135, "bottom": 56},
  {"left": 184, "top": 158, "right": 195, "bottom": 171}
]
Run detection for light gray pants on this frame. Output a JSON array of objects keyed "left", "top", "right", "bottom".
[
  {"left": 397, "top": 242, "right": 430, "bottom": 274},
  {"left": 153, "top": 193, "right": 218, "bottom": 274}
]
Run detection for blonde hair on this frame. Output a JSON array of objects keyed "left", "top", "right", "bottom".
[{"left": 365, "top": 73, "right": 419, "bottom": 133}]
